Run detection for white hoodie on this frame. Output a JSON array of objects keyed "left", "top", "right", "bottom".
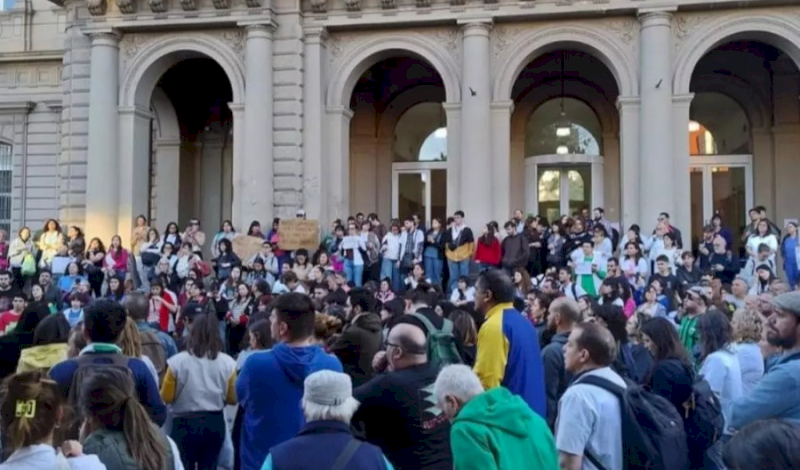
[{"left": 0, "top": 445, "right": 106, "bottom": 470}]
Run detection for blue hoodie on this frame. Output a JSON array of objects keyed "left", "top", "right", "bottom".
[{"left": 235, "top": 343, "right": 342, "bottom": 470}]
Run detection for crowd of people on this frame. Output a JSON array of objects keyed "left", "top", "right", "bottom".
[{"left": 0, "top": 205, "right": 796, "bottom": 470}]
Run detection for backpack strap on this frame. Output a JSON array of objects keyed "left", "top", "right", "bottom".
[
  {"left": 440, "top": 318, "right": 453, "bottom": 336},
  {"left": 584, "top": 451, "right": 608, "bottom": 470},
  {"left": 328, "top": 439, "right": 362, "bottom": 470},
  {"left": 410, "top": 312, "right": 439, "bottom": 335},
  {"left": 575, "top": 374, "right": 626, "bottom": 399}
]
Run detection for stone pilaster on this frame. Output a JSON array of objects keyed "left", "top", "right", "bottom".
[
  {"left": 242, "top": 22, "right": 276, "bottom": 226},
  {"left": 491, "top": 100, "right": 514, "bottom": 219},
  {"left": 672, "top": 93, "right": 694, "bottom": 242},
  {"left": 617, "top": 96, "right": 640, "bottom": 228},
  {"left": 458, "top": 20, "right": 492, "bottom": 227},
  {"left": 638, "top": 10, "right": 674, "bottom": 227},
  {"left": 303, "top": 26, "right": 327, "bottom": 222},
  {"left": 85, "top": 30, "right": 120, "bottom": 243}
]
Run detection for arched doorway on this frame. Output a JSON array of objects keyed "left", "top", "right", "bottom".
[
  {"left": 152, "top": 59, "right": 234, "bottom": 234},
  {"left": 348, "top": 57, "right": 447, "bottom": 224},
  {"left": 510, "top": 49, "right": 619, "bottom": 221},
  {"left": 687, "top": 40, "right": 800, "bottom": 251}
]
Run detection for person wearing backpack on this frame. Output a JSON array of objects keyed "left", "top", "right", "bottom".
[
  {"left": 48, "top": 298, "right": 167, "bottom": 437},
  {"left": 123, "top": 292, "right": 177, "bottom": 367},
  {"left": 330, "top": 288, "right": 382, "bottom": 387},
  {"left": 473, "top": 269, "right": 546, "bottom": 418},
  {"left": 559, "top": 322, "right": 689, "bottom": 470}
]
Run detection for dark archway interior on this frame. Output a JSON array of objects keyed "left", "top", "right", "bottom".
[
  {"left": 158, "top": 58, "right": 234, "bottom": 139},
  {"left": 511, "top": 50, "right": 619, "bottom": 103},
  {"left": 350, "top": 57, "right": 444, "bottom": 111}
]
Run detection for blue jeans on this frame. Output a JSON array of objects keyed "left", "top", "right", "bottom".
[
  {"left": 344, "top": 259, "right": 364, "bottom": 287},
  {"left": 424, "top": 256, "right": 444, "bottom": 286},
  {"left": 785, "top": 261, "right": 798, "bottom": 290},
  {"left": 447, "top": 259, "right": 472, "bottom": 293},
  {"left": 380, "top": 258, "right": 400, "bottom": 292}
]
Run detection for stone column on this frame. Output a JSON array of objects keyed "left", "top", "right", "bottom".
[
  {"left": 303, "top": 26, "right": 327, "bottom": 221},
  {"left": 638, "top": 10, "right": 674, "bottom": 227},
  {"left": 85, "top": 30, "right": 120, "bottom": 243},
  {"left": 772, "top": 124, "right": 800, "bottom": 223},
  {"left": 458, "top": 20, "right": 492, "bottom": 226},
  {"left": 672, "top": 93, "right": 694, "bottom": 241},
  {"left": 154, "top": 139, "right": 181, "bottom": 229},
  {"left": 617, "top": 96, "right": 640, "bottom": 228},
  {"left": 228, "top": 102, "right": 245, "bottom": 228},
  {"left": 602, "top": 131, "right": 620, "bottom": 220},
  {"left": 751, "top": 127, "right": 774, "bottom": 211},
  {"left": 117, "top": 106, "right": 151, "bottom": 239},
  {"left": 491, "top": 100, "right": 514, "bottom": 219},
  {"left": 242, "top": 23, "right": 275, "bottom": 226},
  {"left": 326, "top": 106, "right": 354, "bottom": 225},
  {"left": 443, "top": 102, "right": 461, "bottom": 216}
]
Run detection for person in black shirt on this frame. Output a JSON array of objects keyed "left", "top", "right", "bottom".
[
  {"left": 352, "top": 321, "right": 452, "bottom": 470},
  {"left": 649, "top": 255, "right": 679, "bottom": 310},
  {"left": 0, "top": 270, "right": 22, "bottom": 313}
]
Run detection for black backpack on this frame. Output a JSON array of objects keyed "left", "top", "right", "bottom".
[
  {"left": 578, "top": 375, "right": 689, "bottom": 470},
  {"left": 682, "top": 374, "right": 723, "bottom": 457}
]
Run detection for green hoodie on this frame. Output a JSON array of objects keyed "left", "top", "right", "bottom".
[{"left": 451, "top": 387, "right": 559, "bottom": 470}]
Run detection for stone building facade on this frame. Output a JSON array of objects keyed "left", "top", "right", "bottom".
[{"left": 1, "top": 0, "right": 800, "bottom": 250}]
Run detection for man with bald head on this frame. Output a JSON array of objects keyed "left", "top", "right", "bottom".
[{"left": 352, "top": 318, "right": 453, "bottom": 470}]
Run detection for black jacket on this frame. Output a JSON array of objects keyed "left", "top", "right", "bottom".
[
  {"left": 541, "top": 331, "right": 571, "bottom": 429},
  {"left": 331, "top": 312, "right": 383, "bottom": 388}
]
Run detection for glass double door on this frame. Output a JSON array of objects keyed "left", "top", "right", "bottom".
[
  {"left": 536, "top": 165, "right": 592, "bottom": 222},
  {"left": 392, "top": 163, "right": 447, "bottom": 225},
  {"left": 690, "top": 157, "right": 753, "bottom": 254}
]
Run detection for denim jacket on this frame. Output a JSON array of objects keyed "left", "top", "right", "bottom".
[{"left": 728, "top": 349, "right": 800, "bottom": 430}]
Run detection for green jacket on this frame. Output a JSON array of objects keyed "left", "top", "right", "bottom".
[{"left": 451, "top": 387, "right": 559, "bottom": 470}]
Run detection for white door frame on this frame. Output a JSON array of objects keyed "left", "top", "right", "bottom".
[
  {"left": 689, "top": 154, "right": 753, "bottom": 227},
  {"left": 391, "top": 162, "right": 448, "bottom": 222},
  {"left": 524, "top": 154, "right": 604, "bottom": 216}
]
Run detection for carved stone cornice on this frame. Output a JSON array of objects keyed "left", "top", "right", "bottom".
[
  {"left": 380, "top": 0, "right": 395, "bottom": 9},
  {"left": 86, "top": 0, "right": 106, "bottom": 16},
  {"left": 310, "top": 0, "right": 327, "bottom": 13},
  {"left": 148, "top": 0, "right": 167, "bottom": 12},
  {"left": 245, "top": 0, "right": 263, "bottom": 7},
  {"left": 180, "top": 0, "right": 197, "bottom": 10},
  {"left": 114, "top": 0, "right": 136, "bottom": 13},
  {"left": 344, "top": 0, "right": 359, "bottom": 11},
  {"left": 212, "top": 0, "right": 230, "bottom": 9}
]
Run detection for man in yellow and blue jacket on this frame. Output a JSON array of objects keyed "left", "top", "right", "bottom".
[{"left": 472, "top": 269, "right": 546, "bottom": 417}]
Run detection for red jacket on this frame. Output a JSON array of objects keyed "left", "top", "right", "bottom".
[{"left": 474, "top": 237, "right": 501, "bottom": 266}]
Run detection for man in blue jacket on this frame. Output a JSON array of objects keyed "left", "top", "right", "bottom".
[
  {"left": 236, "top": 292, "right": 342, "bottom": 470},
  {"left": 728, "top": 291, "right": 800, "bottom": 429},
  {"left": 49, "top": 298, "right": 166, "bottom": 428}
]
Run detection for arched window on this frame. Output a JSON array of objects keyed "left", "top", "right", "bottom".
[
  {"left": 689, "top": 92, "right": 750, "bottom": 155},
  {"left": 526, "top": 98, "right": 602, "bottom": 157},
  {"left": 0, "top": 143, "right": 12, "bottom": 233},
  {"left": 393, "top": 102, "right": 447, "bottom": 162}
]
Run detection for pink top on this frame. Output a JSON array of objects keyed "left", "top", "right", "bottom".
[{"left": 105, "top": 248, "right": 129, "bottom": 271}]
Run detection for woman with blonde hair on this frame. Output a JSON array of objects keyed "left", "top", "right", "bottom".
[
  {"left": 731, "top": 308, "right": 765, "bottom": 394},
  {"left": 313, "top": 313, "right": 342, "bottom": 350},
  {"left": 117, "top": 317, "right": 158, "bottom": 384},
  {"left": 0, "top": 371, "right": 105, "bottom": 469}
]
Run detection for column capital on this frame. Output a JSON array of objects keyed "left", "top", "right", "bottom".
[
  {"left": 228, "top": 102, "right": 246, "bottom": 113},
  {"left": 240, "top": 21, "right": 277, "bottom": 36},
  {"left": 490, "top": 100, "right": 514, "bottom": 113},
  {"left": 85, "top": 28, "right": 121, "bottom": 46},
  {"left": 326, "top": 105, "right": 354, "bottom": 119},
  {"left": 458, "top": 19, "right": 492, "bottom": 36},
  {"left": 304, "top": 26, "right": 329, "bottom": 44},
  {"left": 442, "top": 102, "right": 461, "bottom": 112},
  {"left": 616, "top": 96, "right": 640, "bottom": 110},
  {"left": 672, "top": 93, "right": 694, "bottom": 106},
  {"left": 638, "top": 9, "right": 674, "bottom": 26},
  {"left": 118, "top": 105, "right": 152, "bottom": 120}
]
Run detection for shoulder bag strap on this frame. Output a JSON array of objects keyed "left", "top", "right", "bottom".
[
  {"left": 584, "top": 450, "right": 608, "bottom": 470},
  {"left": 329, "top": 439, "right": 362, "bottom": 470}
]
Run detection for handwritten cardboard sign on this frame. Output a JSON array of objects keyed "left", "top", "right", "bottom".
[
  {"left": 231, "top": 235, "right": 266, "bottom": 261},
  {"left": 278, "top": 219, "right": 320, "bottom": 251}
]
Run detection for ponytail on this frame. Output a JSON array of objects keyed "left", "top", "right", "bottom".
[
  {"left": 121, "top": 396, "right": 166, "bottom": 470},
  {"left": 80, "top": 368, "right": 167, "bottom": 470}
]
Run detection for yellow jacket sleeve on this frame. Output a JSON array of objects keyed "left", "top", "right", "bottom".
[
  {"left": 473, "top": 314, "right": 509, "bottom": 390},
  {"left": 160, "top": 368, "right": 177, "bottom": 404},
  {"left": 226, "top": 371, "right": 238, "bottom": 405}
]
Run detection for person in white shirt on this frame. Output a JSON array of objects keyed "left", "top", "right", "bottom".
[
  {"left": 398, "top": 218, "right": 424, "bottom": 275},
  {"left": 556, "top": 322, "right": 626, "bottom": 470},
  {"left": 450, "top": 276, "right": 476, "bottom": 306},
  {"left": 558, "top": 267, "right": 586, "bottom": 301},
  {"left": 746, "top": 219, "right": 778, "bottom": 262},
  {"left": 380, "top": 223, "right": 403, "bottom": 292},
  {"left": 341, "top": 223, "right": 367, "bottom": 287}
]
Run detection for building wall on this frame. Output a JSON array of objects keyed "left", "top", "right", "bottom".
[{"left": 2, "top": 0, "right": 800, "bottom": 238}]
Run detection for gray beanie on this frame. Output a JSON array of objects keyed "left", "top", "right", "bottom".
[
  {"left": 303, "top": 370, "right": 353, "bottom": 407},
  {"left": 772, "top": 291, "right": 800, "bottom": 316}
]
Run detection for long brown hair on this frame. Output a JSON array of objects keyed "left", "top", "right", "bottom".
[
  {"left": 448, "top": 310, "right": 477, "bottom": 347},
  {"left": 80, "top": 368, "right": 166, "bottom": 470},
  {"left": 0, "top": 371, "right": 61, "bottom": 451},
  {"left": 186, "top": 313, "right": 223, "bottom": 360}
]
